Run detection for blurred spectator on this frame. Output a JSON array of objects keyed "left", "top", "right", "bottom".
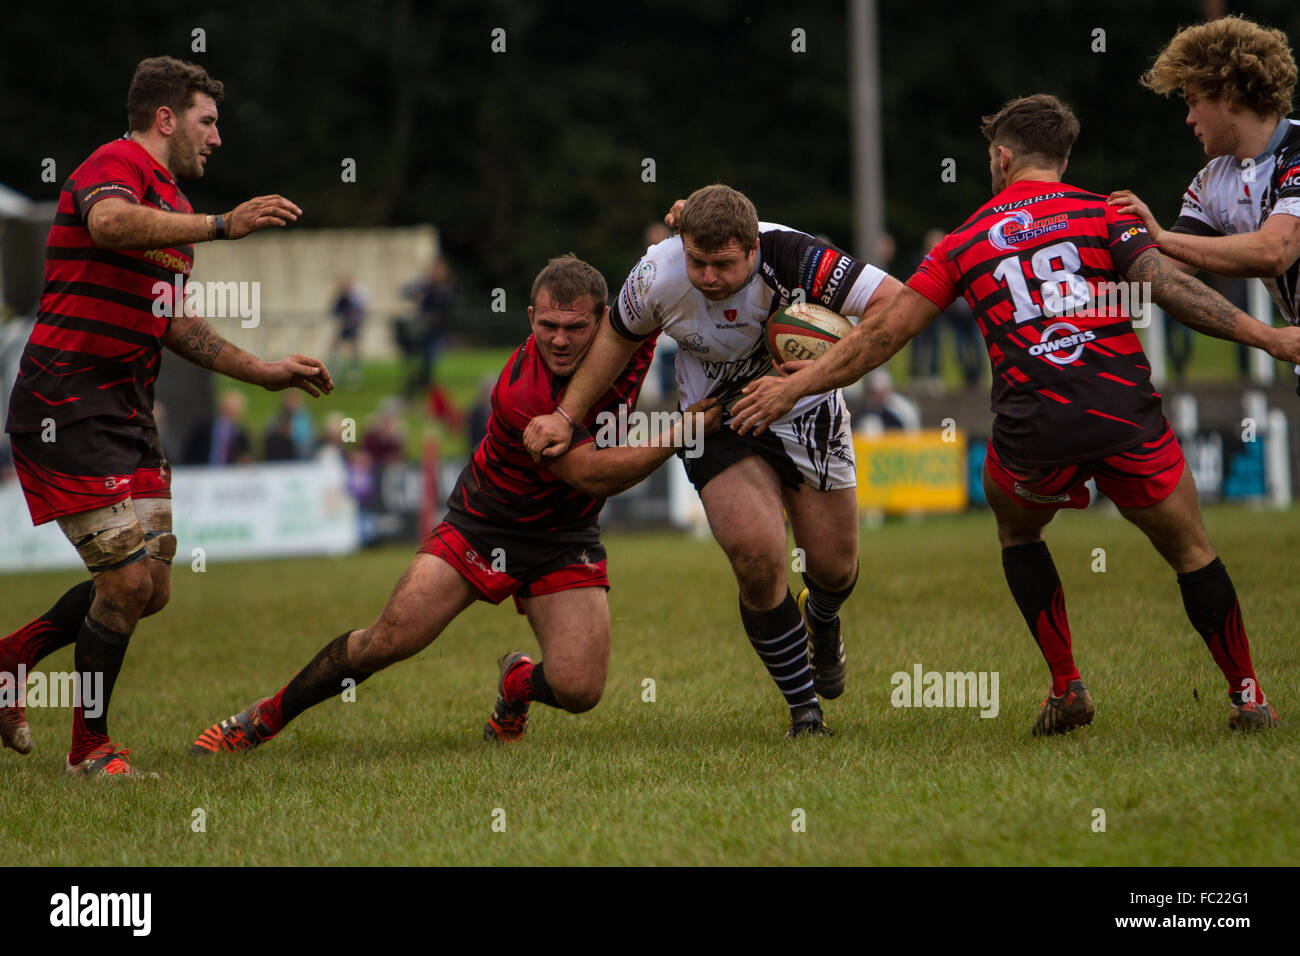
[
  {"left": 0, "top": 436, "right": 13, "bottom": 484},
  {"left": 331, "top": 276, "right": 368, "bottom": 386},
  {"left": 364, "top": 401, "right": 406, "bottom": 467},
  {"left": 401, "top": 259, "right": 457, "bottom": 398},
  {"left": 315, "top": 411, "right": 349, "bottom": 463},
  {"left": 263, "top": 394, "right": 313, "bottom": 461},
  {"left": 183, "top": 390, "right": 252, "bottom": 465},
  {"left": 467, "top": 373, "right": 495, "bottom": 452},
  {"left": 644, "top": 221, "right": 672, "bottom": 250},
  {"left": 854, "top": 369, "right": 921, "bottom": 437},
  {"left": 909, "top": 230, "right": 946, "bottom": 394}
]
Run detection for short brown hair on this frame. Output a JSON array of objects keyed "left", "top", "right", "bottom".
[
  {"left": 677, "top": 184, "right": 759, "bottom": 252},
  {"left": 981, "top": 94, "right": 1080, "bottom": 168},
  {"left": 127, "top": 56, "right": 224, "bottom": 132},
  {"left": 529, "top": 255, "right": 607, "bottom": 313},
  {"left": 1142, "top": 15, "right": 1295, "bottom": 117}
]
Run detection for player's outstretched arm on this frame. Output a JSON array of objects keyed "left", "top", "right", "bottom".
[
  {"left": 1110, "top": 190, "right": 1300, "bottom": 277},
  {"left": 165, "top": 307, "right": 334, "bottom": 397},
  {"left": 522, "top": 317, "right": 642, "bottom": 461},
  {"left": 545, "top": 399, "right": 721, "bottom": 498},
  {"left": 731, "top": 285, "right": 938, "bottom": 436},
  {"left": 86, "top": 194, "right": 302, "bottom": 251},
  {"left": 1127, "top": 247, "right": 1300, "bottom": 362}
]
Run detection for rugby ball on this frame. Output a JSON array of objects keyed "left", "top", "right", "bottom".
[{"left": 765, "top": 302, "right": 854, "bottom": 365}]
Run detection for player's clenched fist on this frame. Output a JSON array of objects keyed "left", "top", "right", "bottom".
[
  {"left": 225, "top": 194, "right": 302, "bottom": 239},
  {"left": 524, "top": 411, "right": 573, "bottom": 461},
  {"left": 1267, "top": 325, "right": 1300, "bottom": 364}
]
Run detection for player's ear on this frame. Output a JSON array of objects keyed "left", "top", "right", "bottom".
[
  {"left": 526, "top": 305, "right": 535, "bottom": 328},
  {"left": 599, "top": 305, "right": 610, "bottom": 325}
]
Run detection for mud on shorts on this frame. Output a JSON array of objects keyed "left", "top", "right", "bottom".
[
  {"left": 420, "top": 514, "right": 609, "bottom": 614},
  {"left": 683, "top": 391, "right": 857, "bottom": 493},
  {"left": 10, "top": 418, "right": 175, "bottom": 572},
  {"left": 984, "top": 420, "right": 1185, "bottom": 511}
]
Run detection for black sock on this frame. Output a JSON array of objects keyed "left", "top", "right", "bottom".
[
  {"left": 1001, "top": 540, "right": 1080, "bottom": 696},
  {"left": 803, "top": 564, "right": 858, "bottom": 630},
  {"left": 72, "top": 615, "right": 131, "bottom": 744},
  {"left": 3, "top": 580, "right": 95, "bottom": 669},
  {"left": 278, "top": 632, "right": 373, "bottom": 725},
  {"left": 739, "top": 592, "right": 818, "bottom": 711},
  {"left": 528, "top": 661, "right": 560, "bottom": 707},
  {"left": 1177, "top": 558, "right": 1259, "bottom": 700}
]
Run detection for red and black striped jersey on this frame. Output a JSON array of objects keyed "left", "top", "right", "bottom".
[
  {"left": 6, "top": 138, "right": 192, "bottom": 434},
  {"left": 908, "top": 179, "right": 1162, "bottom": 467},
  {"left": 446, "top": 331, "right": 659, "bottom": 537}
]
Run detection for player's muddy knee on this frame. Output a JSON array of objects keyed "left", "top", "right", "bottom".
[
  {"left": 733, "top": 551, "right": 786, "bottom": 608},
  {"left": 92, "top": 562, "right": 154, "bottom": 630},
  {"left": 141, "top": 567, "right": 171, "bottom": 617}
]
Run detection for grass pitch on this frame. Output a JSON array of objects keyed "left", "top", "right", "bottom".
[{"left": 1, "top": 505, "right": 1296, "bottom": 866}]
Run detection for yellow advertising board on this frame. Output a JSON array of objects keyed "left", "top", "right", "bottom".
[{"left": 853, "top": 430, "right": 968, "bottom": 514}]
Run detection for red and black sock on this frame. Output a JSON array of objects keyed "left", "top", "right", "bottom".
[
  {"left": 1177, "top": 558, "right": 1261, "bottom": 703},
  {"left": 503, "top": 659, "right": 558, "bottom": 708},
  {"left": 69, "top": 615, "right": 131, "bottom": 764},
  {"left": 1002, "top": 541, "right": 1080, "bottom": 697},
  {"left": 739, "top": 592, "right": 818, "bottom": 711},
  {"left": 2, "top": 580, "right": 95, "bottom": 670},
  {"left": 262, "top": 631, "right": 372, "bottom": 733}
]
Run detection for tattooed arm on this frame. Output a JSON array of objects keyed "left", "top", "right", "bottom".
[
  {"left": 1124, "top": 247, "right": 1300, "bottom": 360},
  {"left": 165, "top": 306, "right": 334, "bottom": 397}
]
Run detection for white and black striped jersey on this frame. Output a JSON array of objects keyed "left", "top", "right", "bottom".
[
  {"left": 1172, "top": 118, "right": 1300, "bottom": 324},
  {"left": 608, "top": 223, "right": 889, "bottom": 419}
]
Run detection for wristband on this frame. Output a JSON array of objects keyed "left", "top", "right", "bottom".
[
  {"left": 554, "top": 405, "right": 577, "bottom": 428},
  {"left": 213, "top": 213, "right": 227, "bottom": 239}
]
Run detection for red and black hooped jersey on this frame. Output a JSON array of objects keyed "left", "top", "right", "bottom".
[
  {"left": 908, "top": 180, "right": 1161, "bottom": 467},
  {"left": 446, "top": 331, "right": 659, "bottom": 536},
  {"left": 6, "top": 138, "right": 193, "bottom": 434}
]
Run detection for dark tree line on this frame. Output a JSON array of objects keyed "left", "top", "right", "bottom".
[{"left": 3, "top": 0, "right": 1299, "bottom": 339}]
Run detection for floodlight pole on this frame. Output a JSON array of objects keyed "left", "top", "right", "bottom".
[{"left": 849, "top": 0, "right": 885, "bottom": 267}]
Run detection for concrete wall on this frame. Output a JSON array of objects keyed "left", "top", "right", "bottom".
[{"left": 190, "top": 224, "right": 439, "bottom": 360}]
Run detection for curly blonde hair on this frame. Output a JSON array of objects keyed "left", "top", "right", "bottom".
[{"left": 1142, "top": 15, "right": 1296, "bottom": 117}]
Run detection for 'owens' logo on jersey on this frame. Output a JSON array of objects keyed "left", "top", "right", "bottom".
[{"left": 1027, "top": 322, "right": 1095, "bottom": 365}]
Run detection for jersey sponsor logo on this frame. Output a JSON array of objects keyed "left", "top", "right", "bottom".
[
  {"left": 812, "top": 252, "right": 852, "bottom": 303},
  {"left": 1027, "top": 321, "right": 1096, "bottom": 365},
  {"left": 464, "top": 548, "right": 497, "bottom": 576},
  {"left": 624, "top": 259, "right": 657, "bottom": 319},
  {"left": 700, "top": 354, "right": 770, "bottom": 382},
  {"left": 1117, "top": 226, "right": 1147, "bottom": 242},
  {"left": 989, "top": 192, "right": 1064, "bottom": 214},
  {"left": 989, "top": 211, "right": 1069, "bottom": 251},
  {"left": 680, "top": 332, "right": 709, "bottom": 354},
  {"left": 1279, "top": 165, "right": 1300, "bottom": 191}
]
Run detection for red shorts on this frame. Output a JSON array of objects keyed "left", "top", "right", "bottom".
[
  {"left": 10, "top": 420, "right": 171, "bottom": 525},
  {"left": 985, "top": 422, "right": 1185, "bottom": 510},
  {"left": 421, "top": 519, "right": 609, "bottom": 614}
]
